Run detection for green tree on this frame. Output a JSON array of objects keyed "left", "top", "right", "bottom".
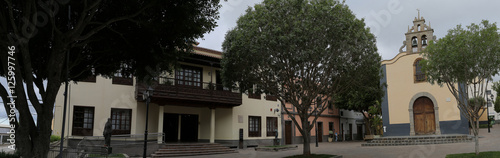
[
  {"left": 334, "top": 66, "right": 384, "bottom": 135},
  {"left": 495, "top": 96, "right": 500, "bottom": 113},
  {"left": 368, "top": 104, "right": 383, "bottom": 135},
  {"left": 493, "top": 81, "right": 500, "bottom": 113},
  {"left": 420, "top": 20, "right": 500, "bottom": 155},
  {"left": 221, "top": 0, "right": 379, "bottom": 155},
  {"left": 0, "top": 0, "right": 220, "bottom": 157}
]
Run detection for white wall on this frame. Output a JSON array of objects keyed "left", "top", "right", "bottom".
[{"left": 53, "top": 76, "right": 138, "bottom": 138}]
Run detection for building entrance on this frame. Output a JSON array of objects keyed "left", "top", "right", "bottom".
[{"left": 163, "top": 113, "right": 199, "bottom": 142}]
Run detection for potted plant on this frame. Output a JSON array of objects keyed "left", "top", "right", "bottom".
[{"left": 328, "top": 130, "right": 334, "bottom": 142}]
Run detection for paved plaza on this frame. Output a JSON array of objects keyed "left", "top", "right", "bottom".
[{"left": 180, "top": 126, "right": 500, "bottom": 158}]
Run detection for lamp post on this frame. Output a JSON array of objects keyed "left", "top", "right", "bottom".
[
  {"left": 59, "top": 6, "right": 71, "bottom": 158},
  {"left": 143, "top": 87, "right": 153, "bottom": 158}
]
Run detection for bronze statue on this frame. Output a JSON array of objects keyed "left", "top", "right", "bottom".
[{"left": 103, "top": 118, "right": 112, "bottom": 146}]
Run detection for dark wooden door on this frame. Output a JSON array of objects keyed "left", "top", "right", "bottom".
[
  {"left": 357, "top": 124, "right": 363, "bottom": 140},
  {"left": 164, "top": 113, "right": 179, "bottom": 142},
  {"left": 180, "top": 114, "right": 199, "bottom": 142},
  {"left": 340, "top": 123, "right": 344, "bottom": 141},
  {"left": 414, "top": 97, "right": 436, "bottom": 135},
  {"left": 348, "top": 124, "right": 352, "bottom": 141},
  {"left": 216, "top": 70, "right": 223, "bottom": 91},
  {"left": 317, "top": 122, "right": 323, "bottom": 142},
  {"left": 285, "top": 121, "right": 292, "bottom": 144}
]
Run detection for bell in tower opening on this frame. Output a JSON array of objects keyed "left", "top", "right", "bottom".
[
  {"left": 402, "top": 10, "right": 434, "bottom": 53},
  {"left": 412, "top": 37, "right": 418, "bottom": 47},
  {"left": 422, "top": 35, "right": 427, "bottom": 46}
]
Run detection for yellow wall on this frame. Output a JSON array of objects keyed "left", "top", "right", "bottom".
[
  {"left": 382, "top": 53, "right": 461, "bottom": 124},
  {"left": 157, "top": 94, "right": 281, "bottom": 141},
  {"left": 53, "top": 48, "right": 281, "bottom": 142},
  {"left": 479, "top": 108, "right": 488, "bottom": 122},
  {"left": 135, "top": 102, "right": 159, "bottom": 134},
  {"left": 232, "top": 94, "right": 281, "bottom": 140},
  {"left": 53, "top": 76, "right": 140, "bottom": 138}
]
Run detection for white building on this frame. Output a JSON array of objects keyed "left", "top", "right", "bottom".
[{"left": 339, "top": 109, "right": 365, "bottom": 140}]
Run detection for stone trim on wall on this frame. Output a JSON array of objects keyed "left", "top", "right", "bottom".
[{"left": 408, "top": 92, "right": 441, "bottom": 136}]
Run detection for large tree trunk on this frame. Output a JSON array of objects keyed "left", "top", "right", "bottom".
[
  {"left": 474, "top": 119, "right": 479, "bottom": 155},
  {"left": 12, "top": 89, "right": 56, "bottom": 158},
  {"left": 9, "top": 40, "right": 64, "bottom": 158},
  {"left": 302, "top": 121, "right": 311, "bottom": 156},
  {"left": 363, "top": 116, "right": 373, "bottom": 135}
]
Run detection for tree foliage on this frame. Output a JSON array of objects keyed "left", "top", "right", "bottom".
[
  {"left": 368, "top": 104, "right": 383, "bottom": 135},
  {"left": 493, "top": 81, "right": 500, "bottom": 113},
  {"left": 0, "top": 0, "right": 220, "bottom": 157},
  {"left": 469, "top": 97, "right": 486, "bottom": 108},
  {"left": 495, "top": 96, "right": 500, "bottom": 113},
  {"left": 334, "top": 63, "right": 383, "bottom": 135},
  {"left": 221, "top": 0, "right": 379, "bottom": 155},
  {"left": 420, "top": 20, "right": 500, "bottom": 155}
]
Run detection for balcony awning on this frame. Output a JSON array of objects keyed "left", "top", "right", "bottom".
[{"left": 136, "top": 81, "right": 242, "bottom": 108}]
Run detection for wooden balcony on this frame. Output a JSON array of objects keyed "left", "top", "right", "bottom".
[{"left": 136, "top": 77, "right": 242, "bottom": 108}]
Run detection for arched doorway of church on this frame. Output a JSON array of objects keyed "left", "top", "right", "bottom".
[{"left": 413, "top": 97, "right": 436, "bottom": 135}]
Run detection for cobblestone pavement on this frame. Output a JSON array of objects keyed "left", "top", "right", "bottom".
[{"left": 179, "top": 126, "right": 500, "bottom": 158}]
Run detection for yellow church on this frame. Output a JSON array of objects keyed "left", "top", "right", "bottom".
[{"left": 380, "top": 14, "right": 469, "bottom": 136}]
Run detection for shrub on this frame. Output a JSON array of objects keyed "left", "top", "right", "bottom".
[
  {"left": 50, "top": 135, "right": 61, "bottom": 142},
  {"left": 0, "top": 151, "right": 21, "bottom": 158}
]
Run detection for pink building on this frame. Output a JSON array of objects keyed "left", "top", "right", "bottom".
[{"left": 283, "top": 100, "right": 341, "bottom": 144}]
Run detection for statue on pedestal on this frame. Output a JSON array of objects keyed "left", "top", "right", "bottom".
[{"left": 103, "top": 118, "right": 112, "bottom": 146}]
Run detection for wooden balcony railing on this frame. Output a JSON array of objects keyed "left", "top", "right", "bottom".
[
  {"left": 81, "top": 75, "right": 96, "bottom": 83},
  {"left": 136, "top": 77, "right": 242, "bottom": 107},
  {"left": 265, "top": 95, "right": 277, "bottom": 101},
  {"left": 113, "top": 77, "right": 133, "bottom": 85}
]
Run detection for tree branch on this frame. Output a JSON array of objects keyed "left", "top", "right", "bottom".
[
  {"left": 19, "top": 42, "right": 43, "bottom": 114},
  {"left": 70, "top": 0, "right": 102, "bottom": 37},
  {"left": 75, "top": 2, "right": 154, "bottom": 41},
  {"left": 4, "top": 0, "right": 20, "bottom": 36}
]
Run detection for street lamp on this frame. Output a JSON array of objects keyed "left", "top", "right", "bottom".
[{"left": 143, "top": 87, "right": 154, "bottom": 158}]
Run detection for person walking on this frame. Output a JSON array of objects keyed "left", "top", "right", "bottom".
[{"left": 335, "top": 131, "right": 338, "bottom": 142}]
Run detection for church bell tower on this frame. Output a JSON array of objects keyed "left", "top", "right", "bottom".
[{"left": 400, "top": 10, "right": 435, "bottom": 54}]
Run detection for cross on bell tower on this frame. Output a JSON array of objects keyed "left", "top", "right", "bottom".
[{"left": 400, "top": 10, "right": 435, "bottom": 54}]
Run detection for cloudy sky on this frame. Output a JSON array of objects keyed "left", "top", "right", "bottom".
[
  {"left": 1, "top": 0, "right": 500, "bottom": 122},
  {"left": 197, "top": 0, "right": 500, "bottom": 81}
]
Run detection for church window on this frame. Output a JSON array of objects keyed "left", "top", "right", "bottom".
[{"left": 414, "top": 58, "right": 426, "bottom": 82}]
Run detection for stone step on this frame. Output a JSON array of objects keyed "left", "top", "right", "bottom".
[
  {"left": 161, "top": 144, "right": 225, "bottom": 149},
  {"left": 152, "top": 150, "right": 237, "bottom": 157},
  {"left": 162, "top": 143, "right": 220, "bottom": 146},
  {"left": 152, "top": 143, "right": 237, "bottom": 157},
  {"left": 157, "top": 147, "right": 232, "bottom": 152},
  {"left": 155, "top": 149, "right": 236, "bottom": 154},
  {"left": 372, "top": 135, "right": 470, "bottom": 140},
  {"left": 368, "top": 138, "right": 470, "bottom": 143},
  {"left": 362, "top": 135, "right": 473, "bottom": 146}
]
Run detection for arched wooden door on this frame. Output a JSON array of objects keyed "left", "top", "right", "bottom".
[{"left": 413, "top": 97, "right": 436, "bottom": 135}]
